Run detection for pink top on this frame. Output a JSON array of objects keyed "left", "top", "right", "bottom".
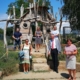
[{"left": 64, "top": 44, "right": 77, "bottom": 59}]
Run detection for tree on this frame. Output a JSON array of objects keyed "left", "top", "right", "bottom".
[
  {"left": 60, "top": 0, "right": 80, "bottom": 30},
  {"left": 7, "top": 0, "right": 51, "bottom": 18},
  {"left": 6, "top": 27, "right": 13, "bottom": 36},
  {"left": 7, "top": 0, "right": 29, "bottom": 18}
]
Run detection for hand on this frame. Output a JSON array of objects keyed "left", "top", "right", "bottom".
[
  {"left": 48, "top": 51, "right": 50, "bottom": 56},
  {"left": 66, "top": 51, "right": 71, "bottom": 55},
  {"left": 71, "top": 51, "right": 74, "bottom": 55},
  {"left": 16, "top": 38, "right": 20, "bottom": 41},
  {"left": 30, "top": 52, "right": 32, "bottom": 55},
  {"left": 15, "top": 38, "right": 17, "bottom": 40}
]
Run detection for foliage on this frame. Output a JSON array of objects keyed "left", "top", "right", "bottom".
[
  {"left": 76, "top": 49, "right": 80, "bottom": 62},
  {"left": 7, "top": 26, "right": 13, "bottom": 36},
  {"left": 0, "top": 28, "right": 3, "bottom": 34},
  {"left": 7, "top": 0, "right": 51, "bottom": 18},
  {"left": 7, "top": 0, "right": 29, "bottom": 18},
  {"left": 60, "top": 0, "right": 80, "bottom": 30}
]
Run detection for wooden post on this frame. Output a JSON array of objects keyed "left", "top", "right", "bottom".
[
  {"left": 4, "top": 22, "right": 8, "bottom": 48},
  {"left": 6, "top": 48, "right": 8, "bottom": 58},
  {"left": 13, "top": 6, "right": 16, "bottom": 34},
  {"left": 20, "top": 4, "right": 24, "bottom": 17},
  {"left": 13, "top": 6, "right": 16, "bottom": 46},
  {"left": 29, "top": 3, "right": 32, "bottom": 15},
  {"left": 4, "top": 21, "right": 9, "bottom": 58},
  {"left": 59, "top": 8, "right": 63, "bottom": 42}
]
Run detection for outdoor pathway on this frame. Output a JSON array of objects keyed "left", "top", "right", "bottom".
[
  {"left": 3, "top": 71, "right": 80, "bottom": 80},
  {"left": 3, "top": 44, "right": 80, "bottom": 80}
]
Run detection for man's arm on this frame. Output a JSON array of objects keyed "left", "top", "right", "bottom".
[
  {"left": 20, "top": 35, "right": 22, "bottom": 39},
  {"left": 35, "top": 31, "right": 36, "bottom": 36},
  {"left": 48, "top": 40, "right": 51, "bottom": 55},
  {"left": 12, "top": 35, "right": 16, "bottom": 40}
]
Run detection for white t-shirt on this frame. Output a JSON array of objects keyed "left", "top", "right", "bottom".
[{"left": 51, "top": 30, "right": 59, "bottom": 36}]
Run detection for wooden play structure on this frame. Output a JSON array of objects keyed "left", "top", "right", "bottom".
[{"left": 0, "top": 0, "right": 56, "bottom": 49}]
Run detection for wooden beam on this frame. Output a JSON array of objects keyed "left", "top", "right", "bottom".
[{"left": 4, "top": 21, "right": 9, "bottom": 48}]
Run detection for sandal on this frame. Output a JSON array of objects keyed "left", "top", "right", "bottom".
[
  {"left": 73, "top": 77, "right": 76, "bottom": 80},
  {"left": 68, "top": 75, "right": 73, "bottom": 80}
]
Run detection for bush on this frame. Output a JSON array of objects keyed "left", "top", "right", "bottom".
[
  {"left": 58, "top": 53, "right": 65, "bottom": 61},
  {"left": 76, "top": 49, "right": 80, "bottom": 62}
]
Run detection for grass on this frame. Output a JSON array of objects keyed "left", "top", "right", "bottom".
[
  {"left": 0, "top": 51, "right": 19, "bottom": 77},
  {"left": 0, "top": 40, "right": 19, "bottom": 77}
]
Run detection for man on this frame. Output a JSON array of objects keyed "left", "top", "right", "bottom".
[
  {"left": 12, "top": 28, "right": 22, "bottom": 50},
  {"left": 48, "top": 34, "right": 61, "bottom": 73}
]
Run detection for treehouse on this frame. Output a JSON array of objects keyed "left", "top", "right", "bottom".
[{"left": 16, "top": 3, "right": 55, "bottom": 42}]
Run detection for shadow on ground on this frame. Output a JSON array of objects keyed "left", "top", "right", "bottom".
[{"left": 61, "top": 73, "right": 69, "bottom": 79}]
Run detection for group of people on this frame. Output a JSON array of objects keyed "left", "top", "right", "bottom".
[
  {"left": 48, "top": 26, "right": 77, "bottom": 80},
  {"left": 12, "top": 27, "right": 42, "bottom": 73},
  {"left": 12, "top": 26, "right": 77, "bottom": 80}
]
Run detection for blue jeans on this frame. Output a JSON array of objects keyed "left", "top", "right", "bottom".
[{"left": 14, "top": 41, "right": 21, "bottom": 50}]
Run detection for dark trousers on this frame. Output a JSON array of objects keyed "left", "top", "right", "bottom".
[
  {"left": 14, "top": 41, "right": 21, "bottom": 50},
  {"left": 51, "top": 49, "right": 59, "bottom": 72}
]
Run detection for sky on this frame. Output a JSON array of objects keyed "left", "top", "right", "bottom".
[{"left": 0, "top": 0, "right": 70, "bottom": 33}]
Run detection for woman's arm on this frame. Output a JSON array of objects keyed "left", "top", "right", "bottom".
[
  {"left": 35, "top": 31, "right": 36, "bottom": 36},
  {"left": 40, "top": 31, "right": 42, "bottom": 36},
  {"left": 63, "top": 50, "right": 66, "bottom": 55},
  {"left": 54, "top": 34, "right": 59, "bottom": 37},
  {"left": 72, "top": 50, "right": 78, "bottom": 55},
  {"left": 30, "top": 45, "right": 32, "bottom": 55}
]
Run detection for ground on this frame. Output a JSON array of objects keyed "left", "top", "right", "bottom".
[
  {"left": 1, "top": 43, "right": 80, "bottom": 80},
  {"left": 3, "top": 71, "right": 80, "bottom": 80}
]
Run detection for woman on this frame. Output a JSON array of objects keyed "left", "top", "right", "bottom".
[
  {"left": 50, "top": 26, "right": 61, "bottom": 53},
  {"left": 35, "top": 27, "right": 42, "bottom": 52},
  {"left": 22, "top": 39, "right": 32, "bottom": 73},
  {"left": 64, "top": 39, "right": 77, "bottom": 80}
]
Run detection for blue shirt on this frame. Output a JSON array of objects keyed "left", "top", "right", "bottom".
[{"left": 13, "top": 32, "right": 22, "bottom": 42}]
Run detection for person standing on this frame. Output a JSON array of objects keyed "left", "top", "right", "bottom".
[
  {"left": 35, "top": 27, "right": 42, "bottom": 52},
  {"left": 22, "top": 39, "right": 32, "bottom": 73},
  {"left": 48, "top": 34, "right": 61, "bottom": 73},
  {"left": 50, "top": 26, "right": 61, "bottom": 53},
  {"left": 64, "top": 39, "right": 77, "bottom": 80},
  {"left": 12, "top": 28, "right": 22, "bottom": 50}
]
